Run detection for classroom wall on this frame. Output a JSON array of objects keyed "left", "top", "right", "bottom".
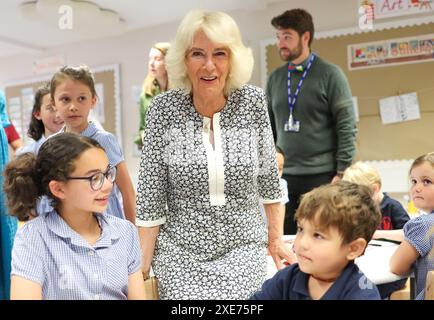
[{"left": 0, "top": 0, "right": 396, "bottom": 187}]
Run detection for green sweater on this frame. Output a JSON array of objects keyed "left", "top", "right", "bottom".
[
  {"left": 267, "top": 55, "right": 357, "bottom": 175},
  {"left": 134, "top": 85, "right": 161, "bottom": 147}
]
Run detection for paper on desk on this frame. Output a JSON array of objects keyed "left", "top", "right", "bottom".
[{"left": 355, "top": 244, "right": 403, "bottom": 285}]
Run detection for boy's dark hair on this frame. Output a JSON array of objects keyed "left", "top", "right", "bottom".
[
  {"left": 27, "top": 84, "right": 50, "bottom": 141},
  {"left": 3, "top": 133, "right": 104, "bottom": 221},
  {"left": 271, "top": 9, "right": 315, "bottom": 47},
  {"left": 50, "top": 65, "right": 97, "bottom": 102},
  {"left": 295, "top": 181, "right": 381, "bottom": 245}
]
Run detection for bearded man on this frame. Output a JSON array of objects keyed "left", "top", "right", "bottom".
[{"left": 267, "top": 8, "right": 357, "bottom": 234}]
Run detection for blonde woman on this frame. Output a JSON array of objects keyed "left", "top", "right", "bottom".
[
  {"left": 134, "top": 42, "right": 170, "bottom": 148},
  {"left": 135, "top": 10, "right": 291, "bottom": 299}
]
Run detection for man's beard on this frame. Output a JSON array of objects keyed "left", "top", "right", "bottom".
[{"left": 279, "top": 39, "right": 303, "bottom": 62}]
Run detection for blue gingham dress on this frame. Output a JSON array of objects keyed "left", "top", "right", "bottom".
[
  {"left": 11, "top": 210, "right": 141, "bottom": 300},
  {"left": 16, "top": 136, "right": 47, "bottom": 156},
  {"left": 403, "top": 212, "right": 434, "bottom": 299}
]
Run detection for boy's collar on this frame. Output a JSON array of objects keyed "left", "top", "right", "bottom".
[{"left": 310, "top": 274, "right": 338, "bottom": 283}]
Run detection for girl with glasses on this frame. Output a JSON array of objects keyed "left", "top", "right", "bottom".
[{"left": 3, "top": 133, "right": 146, "bottom": 300}]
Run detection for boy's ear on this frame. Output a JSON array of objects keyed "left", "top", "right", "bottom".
[
  {"left": 48, "top": 180, "right": 67, "bottom": 200},
  {"left": 346, "top": 238, "right": 367, "bottom": 260}
]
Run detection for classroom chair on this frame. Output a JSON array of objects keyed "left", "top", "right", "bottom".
[{"left": 389, "top": 279, "right": 410, "bottom": 300}]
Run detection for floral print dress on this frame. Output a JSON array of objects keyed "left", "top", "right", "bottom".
[{"left": 136, "top": 84, "right": 281, "bottom": 299}]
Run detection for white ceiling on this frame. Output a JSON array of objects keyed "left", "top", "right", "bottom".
[{"left": 0, "top": 0, "right": 286, "bottom": 58}]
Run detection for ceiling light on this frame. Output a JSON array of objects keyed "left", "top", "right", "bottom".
[{"left": 19, "top": 0, "right": 127, "bottom": 39}]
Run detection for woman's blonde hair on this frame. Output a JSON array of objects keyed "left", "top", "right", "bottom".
[
  {"left": 342, "top": 161, "right": 382, "bottom": 189},
  {"left": 142, "top": 42, "right": 171, "bottom": 96},
  {"left": 165, "top": 10, "right": 254, "bottom": 96}
]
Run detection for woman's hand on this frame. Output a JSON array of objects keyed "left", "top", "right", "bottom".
[
  {"left": 268, "top": 237, "right": 297, "bottom": 270},
  {"left": 264, "top": 202, "right": 297, "bottom": 269}
]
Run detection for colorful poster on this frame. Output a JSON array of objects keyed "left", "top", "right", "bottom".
[
  {"left": 32, "top": 54, "right": 65, "bottom": 75},
  {"left": 348, "top": 33, "right": 434, "bottom": 70},
  {"left": 372, "top": 0, "right": 434, "bottom": 19}
]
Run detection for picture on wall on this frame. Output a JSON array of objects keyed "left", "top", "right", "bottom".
[
  {"left": 347, "top": 33, "right": 434, "bottom": 70},
  {"left": 362, "top": 0, "right": 434, "bottom": 20}
]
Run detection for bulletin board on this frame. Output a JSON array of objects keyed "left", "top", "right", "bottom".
[
  {"left": 4, "top": 64, "right": 122, "bottom": 147},
  {"left": 262, "top": 23, "right": 434, "bottom": 161}
]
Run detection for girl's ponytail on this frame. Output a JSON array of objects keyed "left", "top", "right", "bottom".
[{"left": 4, "top": 153, "right": 40, "bottom": 221}]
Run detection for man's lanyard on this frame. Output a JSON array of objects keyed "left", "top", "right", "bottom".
[{"left": 287, "top": 53, "right": 316, "bottom": 117}]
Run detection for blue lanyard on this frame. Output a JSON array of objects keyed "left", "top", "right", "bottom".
[{"left": 287, "top": 53, "right": 315, "bottom": 116}]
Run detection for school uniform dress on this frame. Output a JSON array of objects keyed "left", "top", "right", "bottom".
[
  {"left": 136, "top": 85, "right": 282, "bottom": 299},
  {"left": 11, "top": 210, "right": 141, "bottom": 300},
  {"left": 403, "top": 213, "right": 434, "bottom": 300},
  {"left": 16, "top": 135, "right": 46, "bottom": 156},
  {"left": 250, "top": 262, "right": 381, "bottom": 300}
]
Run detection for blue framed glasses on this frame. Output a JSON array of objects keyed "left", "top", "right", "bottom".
[{"left": 66, "top": 166, "right": 116, "bottom": 191}]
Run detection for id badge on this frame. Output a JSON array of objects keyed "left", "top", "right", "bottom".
[{"left": 284, "top": 115, "right": 300, "bottom": 132}]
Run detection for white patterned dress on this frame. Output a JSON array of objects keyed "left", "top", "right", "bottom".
[{"left": 136, "top": 84, "right": 282, "bottom": 299}]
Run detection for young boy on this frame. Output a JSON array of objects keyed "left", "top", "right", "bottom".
[
  {"left": 342, "top": 162, "right": 410, "bottom": 299},
  {"left": 343, "top": 162, "right": 410, "bottom": 232},
  {"left": 251, "top": 181, "right": 381, "bottom": 300}
]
